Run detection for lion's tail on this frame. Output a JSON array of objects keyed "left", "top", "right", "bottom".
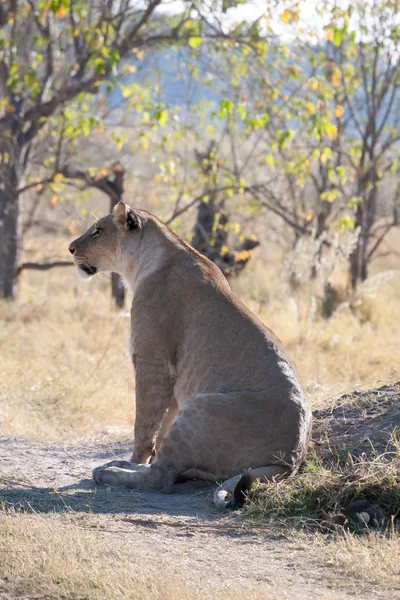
[{"left": 213, "top": 465, "right": 289, "bottom": 510}]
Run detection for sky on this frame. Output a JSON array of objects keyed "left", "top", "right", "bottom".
[{"left": 157, "top": 0, "right": 348, "bottom": 39}]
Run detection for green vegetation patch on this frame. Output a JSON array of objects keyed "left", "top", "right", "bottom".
[{"left": 244, "top": 439, "right": 400, "bottom": 533}]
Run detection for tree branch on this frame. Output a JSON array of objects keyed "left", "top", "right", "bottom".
[{"left": 17, "top": 261, "right": 73, "bottom": 276}]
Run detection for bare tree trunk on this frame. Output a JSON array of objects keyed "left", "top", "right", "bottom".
[
  {"left": 191, "top": 195, "right": 228, "bottom": 258},
  {"left": 191, "top": 196, "right": 259, "bottom": 278},
  {"left": 111, "top": 271, "right": 125, "bottom": 308},
  {"left": 311, "top": 201, "right": 330, "bottom": 280},
  {"left": 107, "top": 166, "right": 125, "bottom": 308},
  {"left": 349, "top": 171, "right": 377, "bottom": 288},
  {"left": 0, "top": 141, "right": 22, "bottom": 300}
]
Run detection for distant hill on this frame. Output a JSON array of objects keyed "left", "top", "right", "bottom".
[{"left": 107, "top": 46, "right": 224, "bottom": 114}]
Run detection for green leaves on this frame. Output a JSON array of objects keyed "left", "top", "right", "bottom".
[
  {"left": 338, "top": 215, "right": 355, "bottom": 230},
  {"left": 154, "top": 105, "right": 168, "bottom": 128},
  {"left": 246, "top": 113, "right": 269, "bottom": 130},
  {"left": 188, "top": 37, "right": 202, "bottom": 49},
  {"left": 276, "top": 129, "right": 294, "bottom": 149},
  {"left": 219, "top": 99, "right": 234, "bottom": 119}
]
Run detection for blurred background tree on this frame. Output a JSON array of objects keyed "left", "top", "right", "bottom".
[
  {"left": 1, "top": 0, "right": 399, "bottom": 308},
  {"left": 0, "top": 0, "right": 266, "bottom": 301}
]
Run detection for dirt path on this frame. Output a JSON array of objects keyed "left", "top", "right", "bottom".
[
  {"left": 1, "top": 383, "right": 400, "bottom": 599},
  {"left": 0, "top": 432, "right": 397, "bottom": 600}
]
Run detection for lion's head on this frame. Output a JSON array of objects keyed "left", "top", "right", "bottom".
[{"left": 69, "top": 202, "right": 142, "bottom": 280}]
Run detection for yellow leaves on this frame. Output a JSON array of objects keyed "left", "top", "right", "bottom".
[
  {"left": 331, "top": 70, "right": 342, "bottom": 87},
  {"left": 142, "top": 112, "right": 150, "bottom": 124},
  {"left": 50, "top": 195, "right": 59, "bottom": 206},
  {"left": 220, "top": 246, "right": 229, "bottom": 257},
  {"left": 325, "top": 123, "right": 338, "bottom": 140},
  {"left": 326, "top": 28, "right": 334, "bottom": 41},
  {"left": 56, "top": 6, "right": 67, "bottom": 18},
  {"left": 235, "top": 249, "right": 253, "bottom": 262},
  {"left": 95, "top": 168, "right": 108, "bottom": 180},
  {"left": 35, "top": 183, "right": 43, "bottom": 192},
  {"left": 310, "top": 79, "right": 319, "bottom": 91},
  {"left": 283, "top": 95, "right": 289, "bottom": 102},
  {"left": 97, "top": 124, "right": 104, "bottom": 134},
  {"left": 335, "top": 105, "right": 344, "bottom": 119},
  {"left": 305, "top": 102, "right": 316, "bottom": 115},
  {"left": 232, "top": 223, "right": 240, "bottom": 234},
  {"left": 54, "top": 173, "right": 63, "bottom": 184},
  {"left": 280, "top": 9, "right": 299, "bottom": 24}
]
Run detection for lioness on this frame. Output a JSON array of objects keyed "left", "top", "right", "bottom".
[{"left": 69, "top": 202, "right": 312, "bottom": 508}]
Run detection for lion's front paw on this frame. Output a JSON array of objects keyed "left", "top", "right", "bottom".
[
  {"left": 92, "top": 465, "right": 119, "bottom": 486},
  {"left": 101, "top": 460, "right": 138, "bottom": 470}
]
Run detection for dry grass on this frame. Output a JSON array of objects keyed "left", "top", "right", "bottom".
[
  {"left": 1, "top": 508, "right": 399, "bottom": 600},
  {"left": 0, "top": 510, "right": 274, "bottom": 600},
  {"left": 0, "top": 236, "right": 134, "bottom": 441},
  {"left": 1, "top": 229, "right": 399, "bottom": 441},
  {"left": 296, "top": 529, "right": 400, "bottom": 592}
]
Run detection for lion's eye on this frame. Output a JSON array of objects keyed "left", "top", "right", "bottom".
[{"left": 92, "top": 228, "right": 102, "bottom": 238}]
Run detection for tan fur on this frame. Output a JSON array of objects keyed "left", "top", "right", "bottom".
[{"left": 69, "top": 203, "right": 312, "bottom": 508}]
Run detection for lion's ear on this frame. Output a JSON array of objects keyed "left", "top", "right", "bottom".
[{"left": 113, "top": 202, "right": 140, "bottom": 232}]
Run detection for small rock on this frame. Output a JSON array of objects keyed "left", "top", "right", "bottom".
[{"left": 357, "top": 512, "right": 370, "bottom": 525}]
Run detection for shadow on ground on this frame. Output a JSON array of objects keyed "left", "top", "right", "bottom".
[
  {"left": 1, "top": 382, "right": 399, "bottom": 520},
  {"left": 0, "top": 478, "right": 217, "bottom": 520}
]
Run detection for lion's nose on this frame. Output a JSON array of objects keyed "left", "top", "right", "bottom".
[{"left": 69, "top": 244, "right": 76, "bottom": 255}]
